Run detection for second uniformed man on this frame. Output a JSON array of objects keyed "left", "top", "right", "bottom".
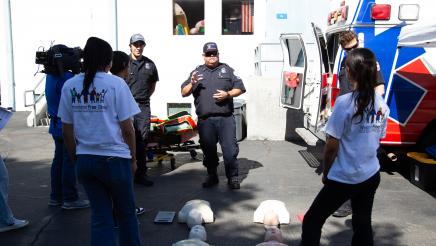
[
  {"left": 127, "top": 33, "right": 159, "bottom": 186},
  {"left": 181, "top": 42, "right": 246, "bottom": 189}
]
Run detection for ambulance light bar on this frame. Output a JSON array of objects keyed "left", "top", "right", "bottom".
[
  {"left": 399, "top": 4, "right": 419, "bottom": 21},
  {"left": 371, "top": 4, "right": 391, "bottom": 20}
]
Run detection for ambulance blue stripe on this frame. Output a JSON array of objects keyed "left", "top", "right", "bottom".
[
  {"left": 351, "top": 0, "right": 363, "bottom": 24},
  {"left": 356, "top": 0, "right": 375, "bottom": 24},
  {"left": 386, "top": 74, "right": 425, "bottom": 124},
  {"left": 395, "top": 47, "right": 425, "bottom": 69}
]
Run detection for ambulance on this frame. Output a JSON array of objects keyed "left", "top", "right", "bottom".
[{"left": 279, "top": 0, "right": 436, "bottom": 159}]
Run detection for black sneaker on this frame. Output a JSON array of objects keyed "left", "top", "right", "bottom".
[
  {"left": 228, "top": 180, "right": 240, "bottom": 190},
  {"left": 332, "top": 209, "right": 352, "bottom": 218},
  {"left": 135, "top": 176, "right": 154, "bottom": 186},
  {"left": 202, "top": 175, "right": 219, "bottom": 188}
]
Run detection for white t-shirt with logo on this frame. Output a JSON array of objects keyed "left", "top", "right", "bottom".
[
  {"left": 326, "top": 93, "right": 389, "bottom": 184},
  {"left": 58, "top": 72, "right": 140, "bottom": 159}
]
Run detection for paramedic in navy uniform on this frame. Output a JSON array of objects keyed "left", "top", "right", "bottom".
[
  {"left": 126, "top": 33, "right": 159, "bottom": 186},
  {"left": 181, "top": 42, "right": 246, "bottom": 189},
  {"left": 338, "top": 30, "right": 385, "bottom": 97}
]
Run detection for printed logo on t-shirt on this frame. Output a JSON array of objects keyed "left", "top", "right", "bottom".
[
  {"left": 70, "top": 87, "right": 108, "bottom": 112},
  {"left": 145, "top": 63, "right": 151, "bottom": 70},
  {"left": 359, "top": 106, "right": 387, "bottom": 133}
]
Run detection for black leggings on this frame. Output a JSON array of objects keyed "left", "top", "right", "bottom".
[{"left": 301, "top": 172, "right": 380, "bottom": 246}]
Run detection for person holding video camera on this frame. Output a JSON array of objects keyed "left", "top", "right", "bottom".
[
  {"left": 126, "top": 33, "right": 159, "bottom": 186},
  {"left": 44, "top": 45, "right": 89, "bottom": 210}
]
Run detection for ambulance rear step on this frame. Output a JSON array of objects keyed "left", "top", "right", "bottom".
[{"left": 295, "top": 128, "right": 319, "bottom": 146}]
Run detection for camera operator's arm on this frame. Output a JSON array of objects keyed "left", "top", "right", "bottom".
[{"left": 62, "top": 123, "right": 76, "bottom": 163}]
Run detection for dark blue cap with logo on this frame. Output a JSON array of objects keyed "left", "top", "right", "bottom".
[{"left": 203, "top": 42, "right": 218, "bottom": 53}]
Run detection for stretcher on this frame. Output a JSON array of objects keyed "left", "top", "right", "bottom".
[{"left": 147, "top": 111, "right": 200, "bottom": 170}]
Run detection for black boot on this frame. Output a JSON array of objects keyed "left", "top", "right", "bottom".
[
  {"left": 202, "top": 175, "right": 219, "bottom": 188},
  {"left": 135, "top": 176, "right": 154, "bottom": 186},
  {"left": 227, "top": 178, "right": 240, "bottom": 190}
]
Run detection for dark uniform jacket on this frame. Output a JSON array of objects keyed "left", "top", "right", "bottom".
[
  {"left": 338, "top": 57, "right": 385, "bottom": 96},
  {"left": 126, "top": 55, "right": 159, "bottom": 105},
  {"left": 181, "top": 63, "right": 246, "bottom": 118}
]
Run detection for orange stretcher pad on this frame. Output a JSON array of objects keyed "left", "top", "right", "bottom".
[{"left": 150, "top": 112, "right": 197, "bottom": 144}]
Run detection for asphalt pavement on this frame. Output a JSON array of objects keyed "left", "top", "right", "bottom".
[{"left": 0, "top": 112, "right": 435, "bottom": 246}]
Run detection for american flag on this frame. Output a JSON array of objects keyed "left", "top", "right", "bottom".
[{"left": 241, "top": 0, "right": 254, "bottom": 33}]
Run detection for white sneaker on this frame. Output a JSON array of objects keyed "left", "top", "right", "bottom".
[{"left": 0, "top": 218, "right": 29, "bottom": 233}]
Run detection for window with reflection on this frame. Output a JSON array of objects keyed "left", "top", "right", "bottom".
[
  {"left": 222, "top": 0, "right": 254, "bottom": 35},
  {"left": 173, "top": 0, "right": 205, "bottom": 35}
]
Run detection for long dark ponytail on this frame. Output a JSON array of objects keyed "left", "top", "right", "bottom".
[
  {"left": 345, "top": 48, "right": 377, "bottom": 122},
  {"left": 82, "top": 37, "right": 113, "bottom": 94}
]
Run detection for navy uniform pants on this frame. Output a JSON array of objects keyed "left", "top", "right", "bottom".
[
  {"left": 133, "top": 103, "right": 150, "bottom": 178},
  {"left": 198, "top": 115, "right": 239, "bottom": 180}
]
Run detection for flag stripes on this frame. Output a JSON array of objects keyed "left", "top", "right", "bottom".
[{"left": 241, "top": 0, "right": 253, "bottom": 33}]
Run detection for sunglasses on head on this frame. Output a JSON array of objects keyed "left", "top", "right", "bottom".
[
  {"left": 343, "top": 42, "right": 359, "bottom": 52},
  {"left": 205, "top": 52, "right": 218, "bottom": 57}
]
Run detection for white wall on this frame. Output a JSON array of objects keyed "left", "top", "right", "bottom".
[
  {"left": 115, "top": 0, "right": 266, "bottom": 118},
  {"left": 2, "top": 0, "right": 116, "bottom": 111},
  {"left": 1, "top": 0, "right": 329, "bottom": 140}
]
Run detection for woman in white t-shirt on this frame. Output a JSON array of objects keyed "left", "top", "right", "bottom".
[
  {"left": 301, "top": 48, "right": 389, "bottom": 246},
  {"left": 58, "top": 37, "right": 141, "bottom": 246}
]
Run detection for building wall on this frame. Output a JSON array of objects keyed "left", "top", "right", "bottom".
[{"left": 0, "top": 0, "right": 329, "bottom": 140}]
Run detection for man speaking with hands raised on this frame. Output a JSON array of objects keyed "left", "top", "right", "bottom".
[{"left": 181, "top": 42, "right": 246, "bottom": 190}]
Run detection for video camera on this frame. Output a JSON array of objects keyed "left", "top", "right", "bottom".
[{"left": 35, "top": 44, "right": 83, "bottom": 76}]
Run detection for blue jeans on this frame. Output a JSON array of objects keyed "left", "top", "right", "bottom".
[
  {"left": 76, "top": 155, "right": 140, "bottom": 246},
  {"left": 0, "top": 157, "right": 15, "bottom": 226},
  {"left": 50, "top": 136, "right": 78, "bottom": 202}
]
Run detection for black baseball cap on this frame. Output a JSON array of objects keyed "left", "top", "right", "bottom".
[{"left": 203, "top": 42, "right": 218, "bottom": 53}]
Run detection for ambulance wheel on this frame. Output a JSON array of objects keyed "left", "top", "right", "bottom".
[
  {"left": 170, "top": 157, "right": 176, "bottom": 170},
  {"left": 190, "top": 150, "right": 197, "bottom": 159}
]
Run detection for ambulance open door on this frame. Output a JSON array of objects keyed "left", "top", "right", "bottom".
[
  {"left": 310, "top": 23, "right": 331, "bottom": 134},
  {"left": 279, "top": 34, "right": 306, "bottom": 110}
]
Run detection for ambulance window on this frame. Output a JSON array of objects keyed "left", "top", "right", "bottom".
[
  {"left": 315, "top": 26, "right": 330, "bottom": 73},
  {"left": 222, "top": 0, "right": 254, "bottom": 35},
  {"left": 286, "top": 39, "right": 305, "bottom": 67},
  {"left": 173, "top": 0, "right": 205, "bottom": 35},
  {"left": 316, "top": 34, "right": 330, "bottom": 74},
  {"left": 326, "top": 33, "right": 340, "bottom": 72}
]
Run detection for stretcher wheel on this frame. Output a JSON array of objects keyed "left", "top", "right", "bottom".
[
  {"left": 190, "top": 150, "right": 198, "bottom": 159},
  {"left": 170, "top": 157, "right": 176, "bottom": 170}
]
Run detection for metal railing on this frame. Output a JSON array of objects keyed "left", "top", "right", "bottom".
[{"left": 24, "top": 75, "right": 46, "bottom": 126}]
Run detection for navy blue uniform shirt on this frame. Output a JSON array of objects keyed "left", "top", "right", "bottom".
[
  {"left": 181, "top": 63, "right": 246, "bottom": 118},
  {"left": 338, "top": 57, "right": 385, "bottom": 96},
  {"left": 126, "top": 55, "right": 159, "bottom": 104}
]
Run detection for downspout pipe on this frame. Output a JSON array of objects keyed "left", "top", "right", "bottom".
[
  {"left": 114, "top": 0, "right": 118, "bottom": 50},
  {"left": 4, "top": 0, "right": 16, "bottom": 110}
]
